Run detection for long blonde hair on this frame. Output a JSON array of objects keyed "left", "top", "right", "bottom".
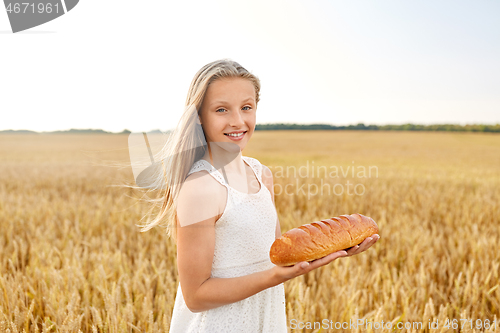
[{"left": 133, "top": 59, "right": 261, "bottom": 244}]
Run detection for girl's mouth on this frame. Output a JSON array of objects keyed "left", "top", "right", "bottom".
[{"left": 224, "top": 131, "right": 247, "bottom": 141}]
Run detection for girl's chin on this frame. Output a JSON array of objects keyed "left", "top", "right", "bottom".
[{"left": 210, "top": 141, "right": 244, "bottom": 152}]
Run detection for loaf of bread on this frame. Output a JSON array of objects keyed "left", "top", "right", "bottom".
[{"left": 269, "top": 213, "right": 379, "bottom": 266}]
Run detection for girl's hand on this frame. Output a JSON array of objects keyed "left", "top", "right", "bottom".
[
  {"left": 344, "top": 233, "right": 380, "bottom": 257},
  {"left": 271, "top": 250, "right": 348, "bottom": 283},
  {"left": 271, "top": 234, "right": 380, "bottom": 284}
]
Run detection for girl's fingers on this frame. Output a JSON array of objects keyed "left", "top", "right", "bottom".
[
  {"left": 346, "top": 245, "right": 361, "bottom": 256},
  {"left": 358, "top": 238, "right": 372, "bottom": 252},
  {"left": 287, "top": 261, "right": 310, "bottom": 277},
  {"left": 363, "top": 235, "right": 379, "bottom": 249},
  {"left": 313, "top": 250, "right": 348, "bottom": 267},
  {"left": 347, "top": 235, "right": 379, "bottom": 256},
  {"left": 295, "top": 250, "right": 347, "bottom": 274}
]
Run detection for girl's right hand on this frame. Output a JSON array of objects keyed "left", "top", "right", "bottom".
[{"left": 271, "top": 250, "right": 348, "bottom": 283}]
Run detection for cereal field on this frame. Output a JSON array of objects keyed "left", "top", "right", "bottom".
[{"left": 0, "top": 131, "right": 499, "bottom": 332}]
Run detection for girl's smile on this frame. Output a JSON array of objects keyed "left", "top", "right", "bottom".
[{"left": 224, "top": 130, "right": 247, "bottom": 140}]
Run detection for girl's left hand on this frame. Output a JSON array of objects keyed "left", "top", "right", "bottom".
[{"left": 344, "top": 233, "right": 380, "bottom": 256}]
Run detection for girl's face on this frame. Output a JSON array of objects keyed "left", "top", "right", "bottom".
[{"left": 199, "top": 77, "right": 257, "bottom": 151}]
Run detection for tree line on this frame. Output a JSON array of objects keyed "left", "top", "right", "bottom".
[
  {"left": 2, "top": 123, "right": 499, "bottom": 134},
  {"left": 254, "top": 123, "right": 500, "bottom": 133}
]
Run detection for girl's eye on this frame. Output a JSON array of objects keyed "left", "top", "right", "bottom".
[{"left": 216, "top": 106, "right": 252, "bottom": 113}]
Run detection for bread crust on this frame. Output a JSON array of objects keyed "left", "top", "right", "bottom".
[{"left": 269, "top": 213, "right": 379, "bottom": 266}]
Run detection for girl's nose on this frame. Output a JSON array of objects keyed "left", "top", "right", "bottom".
[{"left": 229, "top": 110, "right": 245, "bottom": 127}]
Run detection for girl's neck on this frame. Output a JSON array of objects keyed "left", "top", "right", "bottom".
[{"left": 202, "top": 141, "right": 245, "bottom": 176}]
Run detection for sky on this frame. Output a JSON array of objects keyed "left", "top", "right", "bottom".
[{"left": 1, "top": 0, "right": 499, "bottom": 133}]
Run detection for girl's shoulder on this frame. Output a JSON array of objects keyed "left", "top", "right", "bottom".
[
  {"left": 187, "top": 158, "right": 211, "bottom": 177},
  {"left": 178, "top": 163, "right": 227, "bottom": 225},
  {"left": 182, "top": 166, "right": 223, "bottom": 195}
]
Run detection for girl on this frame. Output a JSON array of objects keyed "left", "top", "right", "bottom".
[{"left": 140, "top": 59, "right": 379, "bottom": 332}]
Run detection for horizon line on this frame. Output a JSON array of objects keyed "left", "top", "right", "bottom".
[{"left": 1, "top": 121, "right": 500, "bottom": 134}]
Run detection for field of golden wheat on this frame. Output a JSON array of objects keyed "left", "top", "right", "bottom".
[{"left": 0, "top": 130, "right": 499, "bottom": 333}]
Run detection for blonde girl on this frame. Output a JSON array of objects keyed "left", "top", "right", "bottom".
[{"left": 138, "top": 59, "right": 379, "bottom": 332}]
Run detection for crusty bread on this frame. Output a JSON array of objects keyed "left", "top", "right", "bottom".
[{"left": 269, "top": 213, "right": 379, "bottom": 266}]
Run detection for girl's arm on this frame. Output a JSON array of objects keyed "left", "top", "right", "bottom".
[
  {"left": 176, "top": 170, "right": 379, "bottom": 313},
  {"left": 177, "top": 170, "right": 287, "bottom": 313},
  {"left": 177, "top": 170, "right": 296, "bottom": 313},
  {"left": 177, "top": 194, "right": 351, "bottom": 313},
  {"left": 177, "top": 211, "right": 291, "bottom": 313}
]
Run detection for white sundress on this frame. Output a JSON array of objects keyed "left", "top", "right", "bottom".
[{"left": 169, "top": 156, "right": 288, "bottom": 333}]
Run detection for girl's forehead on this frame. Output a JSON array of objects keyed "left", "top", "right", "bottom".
[
  {"left": 210, "top": 77, "right": 253, "bottom": 88},
  {"left": 205, "top": 78, "right": 256, "bottom": 100}
]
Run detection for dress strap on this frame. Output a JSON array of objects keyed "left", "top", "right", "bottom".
[
  {"left": 242, "top": 156, "right": 263, "bottom": 182},
  {"left": 186, "top": 159, "right": 228, "bottom": 186},
  {"left": 187, "top": 156, "right": 263, "bottom": 187}
]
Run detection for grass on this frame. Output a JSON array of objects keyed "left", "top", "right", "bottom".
[{"left": 0, "top": 130, "right": 499, "bottom": 332}]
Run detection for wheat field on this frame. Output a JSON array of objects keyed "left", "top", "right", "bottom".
[{"left": 0, "top": 130, "right": 499, "bottom": 332}]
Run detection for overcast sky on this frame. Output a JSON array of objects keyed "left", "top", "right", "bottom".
[{"left": 1, "top": 0, "right": 499, "bottom": 133}]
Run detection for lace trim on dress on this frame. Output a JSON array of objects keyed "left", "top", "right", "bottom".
[{"left": 187, "top": 156, "right": 262, "bottom": 188}]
